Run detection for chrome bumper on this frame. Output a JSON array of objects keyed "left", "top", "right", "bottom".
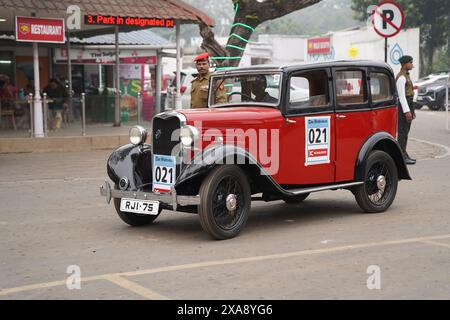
[{"left": 99, "top": 181, "right": 200, "bottom": 211}]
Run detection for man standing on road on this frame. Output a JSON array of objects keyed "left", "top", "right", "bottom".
[
  {"left": 396, "top": 55, "right": 416, "bottom": 165},
  {"left": 190, "top": 53, "right": 227, "bottom": 108}
]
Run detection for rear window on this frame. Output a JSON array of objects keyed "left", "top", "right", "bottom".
[
  {"left": 370, "top": 72, "right": 393, "bottom": 103},
  {"left": 336, "top": 70, "right": 367, "bottom": 106}
]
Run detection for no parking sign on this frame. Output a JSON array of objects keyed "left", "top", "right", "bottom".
[{"left": 371, "top": 1, "right": 405, "bottom": 38}]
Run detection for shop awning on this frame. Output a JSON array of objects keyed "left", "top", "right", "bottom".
[{"left": 71, "top": 29, "right": 171, "bottom": 46}]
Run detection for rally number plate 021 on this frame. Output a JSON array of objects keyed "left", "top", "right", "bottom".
[
  {"left": 153, "top": 154, "right": 176, "bottom": 193},
  {"left": 120, "top": 198, "right": 160, "bottom": 215}
]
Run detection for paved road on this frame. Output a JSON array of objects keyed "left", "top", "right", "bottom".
[{"left": 0, "top": 109, "right": 449, "bottom": 300}]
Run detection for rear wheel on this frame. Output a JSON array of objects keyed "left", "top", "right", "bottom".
[
  {"left": 198, "top": 165, "right": 251, "bottom": 240},
  {"left": 354, "top": 150, "right": 398, "bottom": 213},
  {"left": 429, "top": 104, "right": 442, "bottom": 111}
]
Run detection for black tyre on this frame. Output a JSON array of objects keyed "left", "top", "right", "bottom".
[
  {"left": 283, "top": 193, "right": 310, "bottom": 204},
  {"left": 113, "top": 197, "right": 162, "bottom": 226},
  {"left": 198, "top": 165, "right": 251, "bottom": 240},
  {"left": 429, "top": 104, "right": 442, "bottom": 111},
  {"left": 413, "top": 102, "right": 423, "bottom": 110},
  {"left": 354, "top": 150, "right": 398, "bottom": 213}
]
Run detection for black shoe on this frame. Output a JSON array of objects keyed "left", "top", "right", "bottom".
[
  {"left": 405, "top": 153, "right": 416, "bottom": 162},
  {"left": 405, "top": 157, "right": 416, "bottom": 165}
]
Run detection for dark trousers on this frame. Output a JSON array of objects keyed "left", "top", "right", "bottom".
[{"left": 398, "top": 97, "right": 414, "bottom": 156}]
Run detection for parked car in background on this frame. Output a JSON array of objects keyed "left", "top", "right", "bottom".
[
  {"left": 413, "top": 72, "right": 449, "bottom": 109},
  {"left": 416, "top": 78, "right": 450, "bottom": 111}
]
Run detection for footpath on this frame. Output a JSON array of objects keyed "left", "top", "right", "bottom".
[{"left": 0, "top": 121, "right": 447, "bottom": 160}]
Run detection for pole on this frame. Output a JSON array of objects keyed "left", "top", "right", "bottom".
[
  {"left": 33, "top": 42, "right": 44, "bottom": 137},
  {"left": 28, "top": 93, "right": 34, "bottom": 137},
  {"left": 137, "top": 92, "right": 142, "bottom": 125},
  {"left": 446, "top": 73, "right": 449, "bottom": 131},
  {"left": 384, "top": 38, "right": 388, "bottom": 63},
  {"left": 81, "top": 92, "right": 86, "bottom": 136},
  {"left": 66, "top": 30, "right": 73, "bottom": 123},
  {"left": 155, "top": 52, "right": 162, "bottom": 115},
  {"left": 42, "top": 92, "right": 48, "bottom": 137},
  {"left": 114, "top": 26, "right": 121, "bottom": 126},
  {"left": 175, "top": 21, "right": 182, "bottom": 110}
]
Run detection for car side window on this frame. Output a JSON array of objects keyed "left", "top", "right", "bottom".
[
  {"left": 370, "top": 72, "right": 393, "bottom": 103},
  {"left": 335, "top": 70, "right": 368, "bottom": 106},
  {"left": 288, "top": 69, "right": 330, "bottom": 113}
]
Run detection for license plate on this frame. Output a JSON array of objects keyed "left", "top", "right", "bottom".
[
  {"left": 417, "top": 97, "right": 423, "bottom": 101},
  {"left": 120, "top": 198, "right": 160, "bottom": 215},
  {"left": 153, "top": 154, "right": 176, "bottom": 193}
]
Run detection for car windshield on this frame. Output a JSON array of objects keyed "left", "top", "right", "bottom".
[{"left": 209, "top": 72, "right": 282, "bottom": 108}]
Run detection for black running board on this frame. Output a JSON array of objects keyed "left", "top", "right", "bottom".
[{"left": 252, "top": 181, "right": 363, "bottom": 201}]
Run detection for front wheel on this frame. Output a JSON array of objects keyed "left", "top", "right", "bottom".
[
  {"left": 353, "top": 150, "right": 398, "bottom": 213},
  {"left": 198, "top": 165, "right": 251, "bottom": 240}
]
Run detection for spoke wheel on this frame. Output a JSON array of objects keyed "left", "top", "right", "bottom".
[
  {"left": 199, "top": 166, "right": 251, "bottom": 240},
  {"left": 354, "top": 150, "right": 398, "bottom": 213}
]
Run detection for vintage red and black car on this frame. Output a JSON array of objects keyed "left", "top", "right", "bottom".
[{"left": 100, "top": 60, "right": 411, "bottom": 240}]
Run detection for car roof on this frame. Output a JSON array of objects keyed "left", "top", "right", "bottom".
[{"left": 213, "top": 60, "right": 393, "bottom": 76}]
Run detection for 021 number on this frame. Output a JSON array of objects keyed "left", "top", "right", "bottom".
[
  {"left": 308, "top": 128, "right": 327, "bottom": 144},
  {"left": 155, "top": 166, "right": 174, "bottom": 184}
]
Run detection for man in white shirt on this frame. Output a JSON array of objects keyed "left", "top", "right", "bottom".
[{"left": 396, "top": 55, "right": 416, "bottom": 165}]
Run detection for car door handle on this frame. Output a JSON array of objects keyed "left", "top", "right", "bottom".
[
  {"left": 336, "top": 114, "right": 347, "bottom": 119},
  {"left": 285, "top": 118, "right": 297, "bottom": 124}
]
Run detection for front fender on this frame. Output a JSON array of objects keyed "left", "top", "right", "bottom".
[
  {"left": 107, "top": 144, "right": 152, "bottom": 190},
  {"left": 355, "top": 132, "right": 411, "bottom": 181},
  {"left": 175, "top": 144, "right": 286, "bottom": 196},
  {"left": 176, "top": 144, "right": 260, "bottom": 186}
]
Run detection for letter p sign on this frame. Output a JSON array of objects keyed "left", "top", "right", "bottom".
[
  {"left": 372, "top": 1, "right": 404, "bottom": 38},
  {"left": 382, "top": 10, "right": 394, "bottom": 29}
]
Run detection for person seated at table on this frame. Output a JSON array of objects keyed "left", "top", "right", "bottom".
[
  {"left": 0, "top": 75, "right": 19, "bottom": 129},
  {"left": 43, "top": 78, "right": 68, "bottom": 129}
]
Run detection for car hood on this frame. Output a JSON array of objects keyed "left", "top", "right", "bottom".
[
  {"left": 178, "top": 107, "right": 283, "bottom": 127},
  {"left": 424, "top": 83, "right": 449, "bottom": 91}
]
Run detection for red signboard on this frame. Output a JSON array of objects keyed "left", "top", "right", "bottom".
[
  {"left": 15, "top": 16, "right": 65, "bottom": 43},
  {"left": 307, "top": 37, "right": 332, "bottom": 55},
  {"left": 85, "top": 15, "right": 175, "bottom": 28}
]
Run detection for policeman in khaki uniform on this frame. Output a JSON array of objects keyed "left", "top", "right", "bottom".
[
  {"left": 190, "top": 53, "right": 227, "bottom": 108},
  {"left": 396, "top": 55, "right": 416, "bottom": 165}
]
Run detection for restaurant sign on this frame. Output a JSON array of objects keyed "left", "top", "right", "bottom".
[
  {"left": 307, "top": 36, "right": 332, "bottom": 55},
  {"left": 16, "top": 16, "right": 65, "bottom": 43},
  {"left": 54, "top": 48, "right": 157, "bottom": 65}
]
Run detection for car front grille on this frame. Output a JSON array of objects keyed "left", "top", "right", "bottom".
[{"left": 152, "top": 114, "right": 181, "bottom": 156}]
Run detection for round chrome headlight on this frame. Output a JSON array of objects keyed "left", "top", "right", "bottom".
[
  {"left": 180, "top": 125, "right": 200, "bottom": 147},
  {"left": 129, "top": 125, "right": 148, "bottom": 145}
]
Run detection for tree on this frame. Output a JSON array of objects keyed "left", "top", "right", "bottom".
[
  {"left": 198, "top": 0, "right": 322, "bottom": 68},
  {"left": 351, "top": 0, "right": 450, "bottom": 75}
]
